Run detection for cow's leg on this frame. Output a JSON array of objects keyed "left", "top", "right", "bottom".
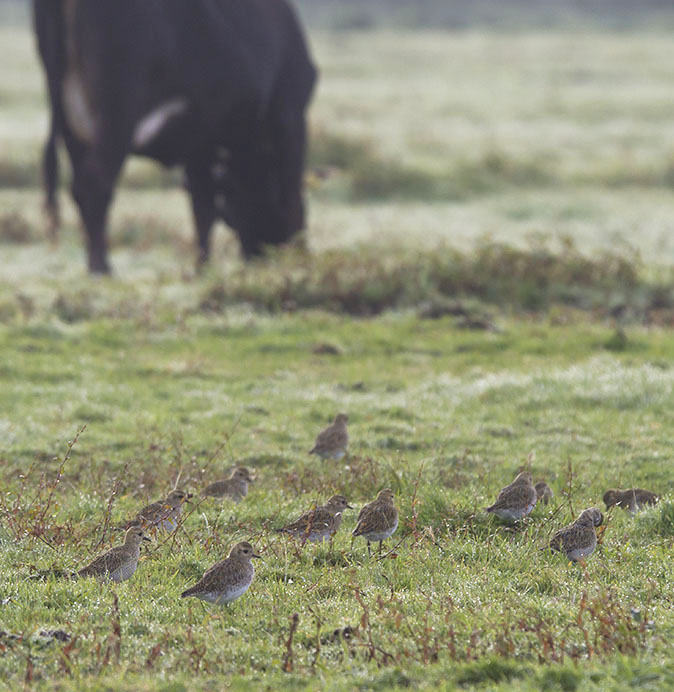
[
  {"left": 185, "top": 161, "right": 217, "bottom": 269},
  {"left": 42, "top": 113, "right": 60, "bottom": 244},
  {"left": 70, "top": 150, "right": 122, "bottom": 275}
]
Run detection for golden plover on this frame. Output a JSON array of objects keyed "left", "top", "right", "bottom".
[
  {"left": 277, "top": 495, "right": 352, "bottom": 543},
  {"left": 123, "top": 489, "right": 191, "bottom": 532},
  {"left": 352, "top": 488, "right": 398, "bottom": 557},
  {"left": 309, "top": 413, "right": 349, "bottom": 460},
  {"left": 485, "top": 472, "right": 537, "bottom": 521},
  {"left": 180, "top": 540, "right": 261, "bottom": 605},
  {"left": 203, "top": 466, "right": 254, "bottom": 503},
  {"left": 603, "top": 488, "right": 658, "bottom": 513},
  {"left": 78, "top": 528, "right": 150, "bottom": 582},
  {"left": 549, "top": 507, "right": 604, "bottom": 563},
  {"left": 535, "top": 480, "right": 554, "bottom": 505}
]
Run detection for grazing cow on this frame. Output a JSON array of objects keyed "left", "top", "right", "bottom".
[{"left": 33, "top": 0, "right": 317, "bottom": 274}]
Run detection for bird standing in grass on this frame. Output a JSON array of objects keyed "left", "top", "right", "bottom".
[
  {"left": 203, "top": 466, "right": 254, "bottom": 503},
  {"left": 181, "top": 541, "right": 261, "bottom": 605},
  {"left": 352, "top": 489, "right": 398, "bottom": 557},
  {"left": 122, "top": 489, "right": 192, "bottom": 532},
  {"left": 78, "top": 528, "right": 151, "bottom": 582},
  {"left": 535, "top": 481, "right": 554, "bottom": 505},
  {"left": 276, "top": 495, "right": 353, "bottom": 543},
  {"left": 603, "top": 488, "right": 658, "bottom": 513},
  {"left": 548, "top": 507, "right": 604, "bottom": 564},
  {"left": 485, "top": 472, "right": 537, "bottom": 521},
  {"left": 309, "top": 413, "right": 349, "bottom": 460}
]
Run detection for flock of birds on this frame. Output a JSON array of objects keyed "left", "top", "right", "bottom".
[{"left": 48, "top": 413, "right": 660, "bottom": 606}]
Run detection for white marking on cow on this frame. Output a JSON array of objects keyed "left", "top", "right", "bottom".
[
  {"left": 132, "top": 99, "right": 188, "bottom": 149},
  {"left": 63, "top": 69, "right": 96, "bottom": 144},
  {"left": 62, "top": 0, "right": 96, "bottom": 144}
]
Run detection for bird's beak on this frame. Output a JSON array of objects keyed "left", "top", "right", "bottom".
[
  {"left": 346, "top": 503, "right": 354, "bottom": 509},
  {"left": 253, "top": 553, "right": 263, "bottom": 560},
  {"left": 142, "top": 536, "right": 152, "bottom": 542}
]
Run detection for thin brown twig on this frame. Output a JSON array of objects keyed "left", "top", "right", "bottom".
[
  {"left": 36, "top": 426, "right": 86, "bottom": 530},
  {"left": 199, "top": 417, "right": 243, "bottom": 478},
  {"left": 282, "top": 613, "right": 300, "bottom": 673},
  {"left": 95, "top": 461, "right": 128, "bottom": 551},
  {"left": 375, "top": 534, "right": 409, "bottom": 562}
]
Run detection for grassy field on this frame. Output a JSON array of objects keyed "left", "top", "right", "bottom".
[{"left": 1, "top": 12, "right": 674, "bottom": 692}]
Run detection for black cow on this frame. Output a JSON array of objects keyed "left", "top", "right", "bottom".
[{"left": 33, "top": 0, "right": 317, "bottom": 274}]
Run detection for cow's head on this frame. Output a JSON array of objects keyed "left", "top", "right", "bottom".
[{"left": 224, "top": 119, "right": 307, "bottom": 258}]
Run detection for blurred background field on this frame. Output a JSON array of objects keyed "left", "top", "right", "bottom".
[
  {"left": 2, "top": 0, "right": 674, "bottom": 276},
  {"left": 2, "top": 2, "right": 674, "bottom": 690}
]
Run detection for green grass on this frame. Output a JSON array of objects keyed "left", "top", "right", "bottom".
[
  {"left": 1, "top": 315, "right": 674, "bottom": 690},
  {"left": 2, "top": 13, "right": 674, "bottom": 692}
]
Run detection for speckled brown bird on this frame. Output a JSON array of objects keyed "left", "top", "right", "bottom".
[
  {"left": 485, "top": 472, "right": 537, "bottom": 521},
  {"left": 277, "top": 495, "right": 352, "bottom": 543},
  {"left": 181, "top": 541, "right": 261, "bottom": 605},
  {"left": 535, "top": 481, "right": 554, "bottom": 505},
  {"left": 123, "top": 489, "right": 192, "bottom": 532},
  {"left": 309, "top": 413, "right": 349, "bottom": 460},
  {"left": 78, "top": 528, "right": 151, "bottom": 582},
  {"left": 203, "top": 466, "right": 254, "bottom": 503},
  {"left": 352, "top": 489, "right": 398, "bottom": 557},
  {"left": 603, "top": 488, "right": 658, "bottom": 513},
  {"left": 549, "top": 507, "right": 604, "bottom": 563}
]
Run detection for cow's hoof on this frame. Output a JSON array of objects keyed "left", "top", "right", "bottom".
[{"left": 89, "top": 263, "right": 111, "bottom": 276}]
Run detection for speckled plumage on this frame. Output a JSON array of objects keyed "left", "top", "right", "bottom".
[
  {"left": 277, "top": 495, "right": 352, "bottom": 542},
  {"left": 78, "top": 528, "right": 150, "bottom": 582},
  {"left": 549, "top": 508, "right": 604, "bottom": 562},
  {"left": 309, "top": 414, "right": 349, "bottom": 460},
  {"left": 352, "top": 489, "right": 398, "bottom": 555},
  {"left": 535, "top": 481, "right": 554, "bottom": 505},
  {"left": 123, "top": 489, "right": 191, "bottom": 532},
  {"left": 485, "top": 472, "right": 537, "bottom": 521},
  {"left": 603, "top": 488, "right": 658, "bottom": 513},
  {"left": 181, "top": 541, "right": 261, "bottom": 605},
  {"left": 203, "top": 466, "right": 254, "bottom": 503}
]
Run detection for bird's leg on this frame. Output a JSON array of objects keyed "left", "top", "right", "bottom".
[
  {"left": 379, "top": 540, "right": 383, "bottom": 556},
  {"left": 367, "top": 542, "right": 371, "bottom": 559}
]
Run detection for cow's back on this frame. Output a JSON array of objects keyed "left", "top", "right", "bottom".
[{"left": 36, "top": 0, "right": 315, "bottom": 159}]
